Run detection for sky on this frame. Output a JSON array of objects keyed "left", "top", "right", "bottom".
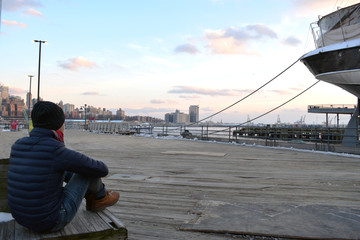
[{"left": 0, "top": 0, "right": 359, "bottom": 125}]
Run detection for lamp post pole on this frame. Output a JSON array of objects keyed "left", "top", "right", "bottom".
[
  {"left": 33, "top": 40, "right": 47, "bottom": 101},
  {"left": 84, "top": 104, "right": 87, "bottom": 127},
  {"left": 28, "top": 75, "right": 34, "bottom": 116},
  {"left": 81, "top": 104, "right": 87, "bottom": 130}
]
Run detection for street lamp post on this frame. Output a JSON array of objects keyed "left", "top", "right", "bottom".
[
  {"left": 84, "top": 104, "right": 87, "bottom": 127},
  {"left": 33, "top": 40, "right": 47, "bottom": 101},
  {"left": 28, "top": 75, "right": 34, "bottom": 116},
  {"left": 81, "top": 104, "right": 87, "bottom": 129}
]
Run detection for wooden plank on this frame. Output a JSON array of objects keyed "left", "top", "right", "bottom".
[
  {"left": 0, "top": 203, "right": 127, "bottom": 240},
  {"left": 98, "top": 210, "right": 128, "bottom": 239},
  {"left": 0, "top": 219, "right": 14, "bottom": 240},
  {"left": 101, "top": 209, "right": 127, "bottom": 229},
  {"left": 14, "top": 221, "right": 41, "bottom": 240}
]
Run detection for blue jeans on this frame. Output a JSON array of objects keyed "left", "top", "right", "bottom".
[{"left": 50, "top": 172, "right": 105, "bottom": 232}]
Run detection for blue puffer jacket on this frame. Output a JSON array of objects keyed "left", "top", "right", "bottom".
[{"left": 7, "top": 128, "right": 109, "bottom": 232}]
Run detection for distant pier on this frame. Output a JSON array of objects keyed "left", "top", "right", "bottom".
[{"left": 308, "top": 104, "right": 356, "bottom": 127}]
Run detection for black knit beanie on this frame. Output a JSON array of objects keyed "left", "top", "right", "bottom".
[{"left": 31, "top": 101, "right": 65, "bottom": 130}]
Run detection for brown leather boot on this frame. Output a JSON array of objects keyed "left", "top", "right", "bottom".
[{"left": 85, "top": 190, "right": 119, "bottom": 212}]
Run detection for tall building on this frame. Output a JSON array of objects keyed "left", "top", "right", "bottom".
[
  {"left": 58, "top": 100, "right": 64, "bottom": 109},
  {"left": 64, "top": 103, "right": 75, "bottom": 113},
  {"left": 0, "top": 85, "right": 9, "bottom": 100},
  {"left": 165, "top": 113, "right": 174, "bottom": 123},
  {"left": 116, "top": 108, "right": 125, "bottom": 120},
  {"left": 165, "top": 110, "right": 189, "bottom": 124},
  {"left": 189, "top": 105, "right": 199, "bottom": 123},
  {"left": 0, "top": 86, "right": 25, "bottom": 118},
  {"left": 6, "top": 96, "right": 25, "bottom": 117}
]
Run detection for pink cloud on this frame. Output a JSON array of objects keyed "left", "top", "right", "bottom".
[
  {"left": 58, "top": 56, "right": 98, "bottom": 71},
  {"left": 24, "top": 8, "right": 42, "bottom": 17},
  {"left": 2, "top": 20, "right": 27, "bottom": 28},
  {"left": 174, "top": 43, "right": 200, "bottom": 55},
  {"left": 204, "top": 24, "right": 277, "bottom": 55}
]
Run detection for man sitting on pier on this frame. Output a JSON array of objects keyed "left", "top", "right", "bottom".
[{"left": 7, "top": 101, "right": 119, "bottom": 233}]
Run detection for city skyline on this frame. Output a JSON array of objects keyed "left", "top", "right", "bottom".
[
  {"left": 0, "top": 84, "right": 191, "bottom": 123},
  {"left": 1, "top": 0, "right": 357, "bottom": 125}
]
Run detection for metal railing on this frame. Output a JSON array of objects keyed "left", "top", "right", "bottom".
[{"left": 65, "top": 121, "right": 360, "bottom": 154}]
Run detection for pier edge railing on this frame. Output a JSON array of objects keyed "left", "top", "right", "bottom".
[
  {"left": 2, "top": 120, "right": 358, "bottom": 153},
  {"left": 62, "top": 121, "right": 360, "bottom": 155}
]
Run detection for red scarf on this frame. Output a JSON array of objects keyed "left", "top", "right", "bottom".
[{"left": 52, "top": 130, "right": 64, "bottom": 143}]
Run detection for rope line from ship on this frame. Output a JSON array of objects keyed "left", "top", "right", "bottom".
[
  {"left": 168, "top": 56, "right": 311, "bottom": 135},
  {"left": 167, "top": 55, "right": 319, "bottom": 136},
  {"left": 186, "top": 57, "right": 302, "bottom": 129},
  {"left": 207, "top": 79, "right": 320, "bottom": 135}
]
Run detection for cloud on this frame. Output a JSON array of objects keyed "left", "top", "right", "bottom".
[
  {"left": 3, "top": 0, "right": 42, "bottom": 12},
  {"left": 81, "top": 92, "right": 100, "bottom": 96},
  {"left": 23, "top": 8, "right": 42, "bottom": 17},
  {"left": 174, "top": 43, "right": 200, "bottom": 55},
  {"left": 204, "top": 24, "right": 277, "bottom": 55},
  {"left": 169, "top": 86, "right": 249, "bottom": 97},
  {"left": 282, "top": 36, "right": 301, "bottom": 46},
  {"left": 2, "top": 20, "right": 27, "bottom": 28},
  {"left": 179, "top": 95, "right": 201, "bottom": 100},
  {"left": 58, "top": 56, "right": 98, "bottom": 71},
  {"left": 245, "top": 24, "right": 278, "bottom": 39},
  {"left": 150, "top": 99, "right": 165, "bottom": 104}
]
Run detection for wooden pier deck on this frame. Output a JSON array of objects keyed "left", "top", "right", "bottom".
[
  {"left": 1, "top": 129, "right": 360, "bottom": 239},
  {"left": 0, "top": 206, "right": 127, "bottom": 240}
]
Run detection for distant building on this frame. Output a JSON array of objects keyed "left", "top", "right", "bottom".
[
  {"left": 63, "top": 103, "right": 75, "bottom": 118},
  {"left": 165, "top": 113, "right": 174, "bottom": 123},
  {"left": 189, "top": 105, "right": 199, "bottom": 123},
  {"left": 126, "top": 115, "right": 151, "bottom": 122},
  {"left": 0, "top": 86, "right": 25, "bottom": 118},
  {"left": 0, "top": 85, "right": 9, "bottom": 100},
  {"left": 165, "top": 109, "right": 189, "bottom": 124},
  {"left": 0, "top": 105, "right": 8, "bottom": 117},
  {"left": 116, "top": 108, "right": 126, "bottom": 120},
  {"left": 64, "top": 103, "right": 75, "bottom": 113},
  {"left": 4, "top": 96, "right": 25, "bottom": 117},
  {"left": 58, "top": 100, "right": 64, "bottom": 109},
  {"left": 103, "top": 109, "right": 113, "bottom": 119}
]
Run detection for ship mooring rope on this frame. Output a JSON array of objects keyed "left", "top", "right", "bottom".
[
  {"left": 187, "top": 57, "right": 301, "bottom": 127},
  {"left": 208, "top": 79, "right": 321, "bottom": 135}
]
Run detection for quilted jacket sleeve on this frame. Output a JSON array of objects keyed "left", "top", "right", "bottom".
[{"left": 53, "top": 144, "right": 109, "bottom": 178}]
